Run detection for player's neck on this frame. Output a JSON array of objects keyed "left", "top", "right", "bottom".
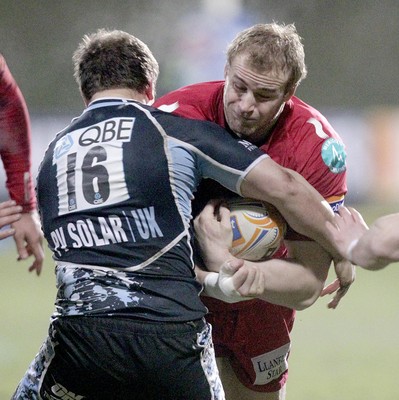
[{"left": 88, "top": 88, "right": 150, "bottom": 104}]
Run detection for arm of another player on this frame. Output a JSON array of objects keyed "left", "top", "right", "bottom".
[
  {"left": 0, "top": 55, "right": 45, "bottom": 275},
  {"left": 194, "top": 201, "right": 332, "bottom": 310},
  {"left": 0, "top": 200, "right": 22, "bottom": 239},
  {"left": 326, "top": 206, "right": 399, "bottom": 270}
]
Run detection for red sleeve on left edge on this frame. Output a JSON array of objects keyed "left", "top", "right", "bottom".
[{"left": 0, "top": 55, "right": 36, "bottom": 212}]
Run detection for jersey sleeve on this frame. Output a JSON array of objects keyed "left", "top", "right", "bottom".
[
  {"left": 157, "top": 112, "right": 268, "bottom": 196},
  {"left": 294, "top": 120, "right": 347, "bottom": 203},
  {"left": 0, "top": 55, "right": 36, "bottom": 211},
  {"left": 284, "top": 117, "right": 347, "bottom": 241}
]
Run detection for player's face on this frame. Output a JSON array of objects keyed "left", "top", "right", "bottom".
[{"left": 223, "top": 54, "right": 294, "bottom": 143}]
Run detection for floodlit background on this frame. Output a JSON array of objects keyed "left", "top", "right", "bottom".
[{"left": 1, "top": 1, "right": 399, "bottom": 398}]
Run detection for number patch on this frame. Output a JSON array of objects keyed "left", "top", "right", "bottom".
[{"left": 52, "top": 118, "right": 135, "bottom": 215}]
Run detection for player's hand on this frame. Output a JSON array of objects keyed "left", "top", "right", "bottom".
[
  {"left": 194, "top": 199, "right": 233, "bottom": 271},
  {"left": 224, "top": 260, "right": 266, "bottom": 298},
  {"left": 203, "top": 259, "right": 253, "bottom": 303},
  {"left": 326, "top": 206, "right": 369, "bottom": 261},
  {"left": 11, "top": 211, "right": 45, "bottom": 276},
  {"left": 0, "top": 200, "right": 22, "bottom": 240},
  {"left": 321, "top": 259, "right": 355, "bottom": 309}
]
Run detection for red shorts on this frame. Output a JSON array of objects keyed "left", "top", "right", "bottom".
[{"left": 203, "top": 296, "right": 295, "bottom": 393}]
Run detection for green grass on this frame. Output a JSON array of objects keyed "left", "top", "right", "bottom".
[
  {"left": 289, "top": 202, "right": 399, "bottom": 400},
  {"left": 0, "top": 244, "right": 56, "bottom": 398},
  {"left": 1, "top": 202, "right": 398, "bottom": 399},
  {"left": 289, "top": 260, "right": 399, "bottom": 399}
]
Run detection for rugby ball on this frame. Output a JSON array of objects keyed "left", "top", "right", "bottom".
[{"left": 228, "top": 199, "right": 286, "bottom": 261}]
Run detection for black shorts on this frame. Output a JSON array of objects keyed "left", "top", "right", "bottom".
[{"left": 13, "top": 316, "right": 225, "bottom": 400}]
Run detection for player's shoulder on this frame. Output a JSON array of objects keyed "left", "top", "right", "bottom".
[
  {"left": 155, "top": 81, "right": 223, "bottom": 108},
  {"left": 154, "top": 81, "right": 224, "bottom": 122},
  {"left": 151, "top": 104, "right": 252, "bottom": 156},
  {"left": 276, "top": 97, "right": 347, "bottom": 177},
  {"left": 285, "top": 96, "right": 343, "bottom": 141},
  {"left": 176, "top": 80, "right": 223, "bottom": 94},
  {"left": 153, "top": 104, "right": 223, "bottom": 134}
]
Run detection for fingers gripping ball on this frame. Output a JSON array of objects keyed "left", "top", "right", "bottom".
[{"left": 228, "top": 199, "right": 286, "bottom": 261}]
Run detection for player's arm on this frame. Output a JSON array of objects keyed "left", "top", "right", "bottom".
[
  {"left": 226, "top": 241, "right": 331, "bottom": 310},
  {"left": 0, "top": 55, "right": 44, "bottom": 274},
  {"left": 0, "top": 55, "right": 36, "bottom": 212},
  {"left": 194, "top": 201, "right": 331, "bottom": 310},
  {"left": 241, "top": 156, "right": 354, "bottom": 310},
  {"left": 327, "top": 206, "right": 399, "bottom": 270}
]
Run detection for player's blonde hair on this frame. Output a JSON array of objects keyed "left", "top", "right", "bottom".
[
  {"left": 73, "top": 29, "right": 159, "bottom": 101},
  {"left": 226, "top": 23, "right": 307, "bottom": 93}
]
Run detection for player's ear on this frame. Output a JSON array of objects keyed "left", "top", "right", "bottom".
[
  {"left": 82, "top": 93, "right": 90, "bottom": 107},
  {"left": 283, "top": 85, "right": 296, "bottom": 102},
  {"left": 145, "top": 81, "right": 155, "bottom": 104},
  {"left": 224, "top": 63, "right": 229, "bottom": 79}
]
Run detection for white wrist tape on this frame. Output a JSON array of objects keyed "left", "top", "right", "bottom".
[
  {"left": 203, "top": 272, "right": 252, "bottom": 303},
  {"left": 218, "top": 266, "right": 242, "bottom": 297}
]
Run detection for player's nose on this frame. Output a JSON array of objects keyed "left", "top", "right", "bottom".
[{"left": 238, "top": 92, "right": 255, "bottom": 115}]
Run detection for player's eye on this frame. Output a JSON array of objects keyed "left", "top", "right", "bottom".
[
  {"left": 233, "top": 82, "right": 246, "bottom": 93},
  {"left": 255, "top": 92, "right": 275, "bottom": 102}
]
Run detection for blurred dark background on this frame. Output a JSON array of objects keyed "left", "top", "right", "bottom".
[
  {"left": 1, "top": 0, "right": 398, "bottom": 114},
  {"left": 1, "top": 0, "right": 399, "bottom": 203}
]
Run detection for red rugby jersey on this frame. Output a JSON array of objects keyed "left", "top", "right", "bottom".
[
  {"left": 0, "top": 54, "right": 36, "bottom": 211},
  {"left": 154, "top": 81, "right": 347, "bottom": 240}
]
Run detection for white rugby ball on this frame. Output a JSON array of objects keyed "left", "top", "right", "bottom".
[{"left": 228, "top": 199, "right": 286, "bottom": 261}]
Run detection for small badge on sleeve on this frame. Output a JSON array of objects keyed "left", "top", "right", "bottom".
[{"left": 321, "top": 138, "right": 347, "bottom": 173}]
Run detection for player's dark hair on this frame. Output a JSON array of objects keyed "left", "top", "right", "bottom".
[{"left": 73, "top": 29, "right": 159, "bottom": 101}]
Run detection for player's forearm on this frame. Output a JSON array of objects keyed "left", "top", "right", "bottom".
[
  {"left": 199, "top": 255, "right": 326, "bottom": 308},
  {"left": 1, "top": 151, "right": 36, "bottom": 211},
  {"left": 0, "top": 68, "right": 35, "bottom": 212},
  {"left": 351, "top": 215, "right": 399, "bottom": 270},
  {"left": 200, "top": 249, "right": 232, "bottom": 273},
  {"left": 244, "top": 258, "right": 324, "bottom": 310}
]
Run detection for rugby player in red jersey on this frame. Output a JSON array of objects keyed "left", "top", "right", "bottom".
[
  {"left": 155, "top": 23, "right": 354, "bottom": 399},
  {"left": 0, "top": 54, "right": 44, "bottom": 274}
]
